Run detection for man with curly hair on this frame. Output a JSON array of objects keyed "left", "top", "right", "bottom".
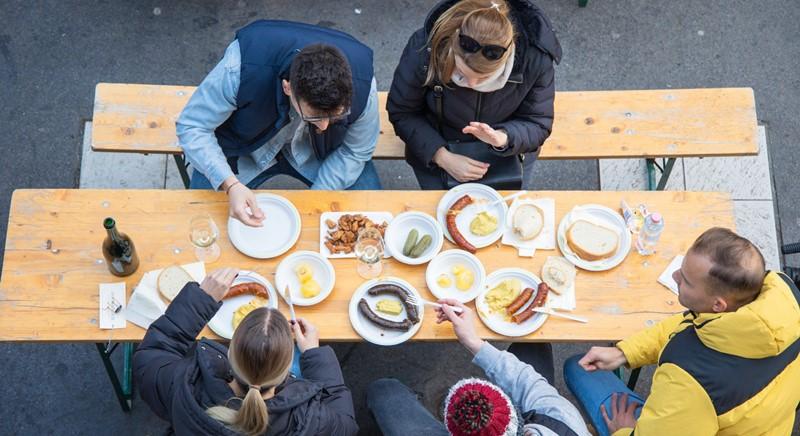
[{"left": 178, "top": 20, "right": 381, "bottom": 227}]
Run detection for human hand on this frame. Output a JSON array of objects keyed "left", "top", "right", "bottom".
[
  {"left": 433, "top": 148, "right": 490, "bottom": 183},
  {"left": 199, "top": 268, "right": 240, "bottom": 302},
  {"left": 227, "top": 182, "right": 265, "bottom": 227},
  {"left": 291, "top": 317, "right": 320, "bottom": 353},
  {"left": 435, "top": 298, "right": 483, "bottom": 354},
  {"left": 462, "top": 122, "right": 508, "bottom": 150},
  {"left": 602, "top": 393, "right": 639, "bottom": 433},
  {"left": 578, "top": 346, "right": 628, "bottom": 372}
]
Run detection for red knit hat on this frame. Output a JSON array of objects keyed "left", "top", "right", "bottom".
[{"left": 443, "top": 378, "right": 519, "bottom": 436}]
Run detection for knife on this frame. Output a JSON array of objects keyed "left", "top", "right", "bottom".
[{"left": 284, "top": 285, "right": 297, "bottom": 323}]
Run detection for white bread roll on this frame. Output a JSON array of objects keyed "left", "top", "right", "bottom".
[{"left": 512, "top": 204, "right": 544, "bottom": 240}]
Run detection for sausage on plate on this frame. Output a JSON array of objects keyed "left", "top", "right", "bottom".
[
  {"left": 224, "top": 282, "right": 269, "bottom": 300},
  {"left": 367, "top": 283, "right": 420, "bottom": 324},
  {"left": 446, "top": 195, "right": 477, "bottom": 253},
  {"left": 506, "top": 287, "right": 534, "bottom": 315},
  {"left": 512, "top": 282, "right": 550, "bottom": 323},
  {"left": 358, "top": 299, "right": 413, "bottom": 331}
]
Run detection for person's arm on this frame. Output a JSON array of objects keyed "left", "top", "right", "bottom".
[
  {"left": 474, "top": 343, "right": 590, "bottom": 435},
  {"left": 616, "top": 312, "right": 686, "bottom": 368},
  {"left": 611, "top": 365, "right": 718, "bottom": 436},
  {"left": 312, "top": 78, "right": 379, "bottom": 190},
  {"left": 491, "top": 57, "right": 555, "bottom": 157},
  {"left": 386, "top": 30, "right": 448, "bottom": 168},
  {"left": 133, "top": 269, "right": 236, "bottom": 421},
  {"left": 176, "top": 40, "right": 240, "bottom": 190},
  {"left": 133, "top": 283, "right": 222, "bottom": 420}
]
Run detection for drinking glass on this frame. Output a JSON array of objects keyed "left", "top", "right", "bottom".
[
  {"left": 189, "top": 214, "right": 221, "bottom": 263},
  {"left": 355, "top": 227, "right": 384, "bottom": 279}
]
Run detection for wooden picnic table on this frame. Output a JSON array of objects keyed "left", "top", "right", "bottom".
[{"left": 0, "top": 189, "right": 735, "bottom": 343}]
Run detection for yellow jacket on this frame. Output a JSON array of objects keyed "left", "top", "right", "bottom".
[{"left": 615, "top": 272, "right": 800, "bottom": 436}]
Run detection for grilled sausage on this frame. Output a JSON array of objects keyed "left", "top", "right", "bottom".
[
  {"left": 367, "top": 284, "right": 419, "bottom": 324},
  {"left": 446, "top": 195, "right": 477, "bottom": 253},
  {"left": 224, "top": 282, "right": 269, "bottom": 300},
  {"left": 358, "top": 299, "right": 413, "bottom": 331},
  {"left": 512, "top": 282, "right": 550, "bottom": 324},
  {"left": 506, "top": 287, "right": 534, "bottom": 315}
]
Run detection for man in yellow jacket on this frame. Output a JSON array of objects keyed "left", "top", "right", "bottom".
[{"left": 564, "top": 227, "right": 800, "bottom": 436}]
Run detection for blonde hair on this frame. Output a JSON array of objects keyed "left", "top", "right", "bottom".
[
  {"left": 206, "top": 308, "right": 294, "bottom": 436},
  {"left": 425, "top": 0, "right": 515, "bottom": 86}
]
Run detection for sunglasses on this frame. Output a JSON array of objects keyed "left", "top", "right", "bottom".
[{"left": 458, "top": 33, "right": 511, "bottom": 61}]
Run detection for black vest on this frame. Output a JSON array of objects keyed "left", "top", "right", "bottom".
[{"left": 213, "top": 20, "right": 374, "bottom": 171}]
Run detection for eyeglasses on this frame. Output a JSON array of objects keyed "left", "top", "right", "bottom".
[
  {"left": 458, "top": 33, "right": 511, "bottom": 61},
  {"left": 291, "top": 92, "right": 351, "bottom": 124}
]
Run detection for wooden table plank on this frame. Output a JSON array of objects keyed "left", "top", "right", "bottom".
[
  {"left": 0, "top": 189, "right": 735, "bottom": 343},
  {"left": 92, "top": 83, "right": 758, "bottom": 160}
]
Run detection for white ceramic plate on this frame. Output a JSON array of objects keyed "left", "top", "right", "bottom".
[
  {"left": 475, "top": 268, "right": 548, "bottom": 337},
  {"left": 275, "top": 251, "right": 336, "bottom": 306},
  {"left": 557, "top": 204, "right": 632, "bottom": 271},
  {"left": 208, "top": 271, "right": 278, "bottom": 340},
  {"left": 319, "top": 211, "right": 393, "bottom": 258},
  {"left": 425, "top": 249, "right": 486, "bottom": 303},
  {"left": 227, "top": 193, "right": 301, "bottom": 259},
  {"left": 348, "top": 277, "right": 424, "bottom": 346},
  {"left": 385, "top": 212, "right": 444, "bottom": 265},
  {"left": 436, "top": 183, "right": 508, "bottom": 249}
]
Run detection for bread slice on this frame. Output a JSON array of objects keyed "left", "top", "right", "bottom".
[
  {"left": 566, "top": 220, "right": 619, "bottom": 261},
  {"left": 512, "top": 204, "right": 544, "bottom": 240},
  {"left": 158, "top": 265, "right": 194, "bottom": 301}
]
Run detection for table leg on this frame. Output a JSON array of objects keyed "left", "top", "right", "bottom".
[
  {"left": 627, "top": 367, "right": 641, "bottom": 390},
  {"left": 646, "top": 158, "right": 677, "bottom": 191},
  {"left": 173, "top": 154, "right": 191, "bottom": 189},
  {"left": 95, "top": 342, "right": 136, "bottom": 412}
]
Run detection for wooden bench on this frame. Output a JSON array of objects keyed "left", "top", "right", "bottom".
[{"left": 92, "top": 83, "right": 758, "bottom": 190}]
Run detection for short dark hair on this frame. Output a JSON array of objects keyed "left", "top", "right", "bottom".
[
  {"left": 690, "top": 227, "right": 766, "bottom": 304},
  {"left": 289, "top": 44, "right": 353, "bottom": 113}
]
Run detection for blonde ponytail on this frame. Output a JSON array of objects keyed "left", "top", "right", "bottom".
[
  {"left": 424, "top": 0, "right": 515, "bottom": 86},
  {"left": 206, "top": 308, "right": 294, "bottom": 435}
]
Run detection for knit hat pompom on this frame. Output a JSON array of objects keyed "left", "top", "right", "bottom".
[{"left": 444, "top": 378, "right": 518, "bottom": 436}]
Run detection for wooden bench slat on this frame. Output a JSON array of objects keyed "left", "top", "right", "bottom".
[{"left": 92, "top": 83, "right": 758, "bottom": 160}]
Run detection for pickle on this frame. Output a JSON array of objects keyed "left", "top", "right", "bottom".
[
  {"left": 409, "top": 234, "right": 432, "bottom": 258},
  {"left": 402, "top": 229, "right": 419, "bottom": 256}
]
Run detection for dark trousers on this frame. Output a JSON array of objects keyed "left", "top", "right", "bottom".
[{"left": 412, "top": 150, "right": 540, "bottom": 190}]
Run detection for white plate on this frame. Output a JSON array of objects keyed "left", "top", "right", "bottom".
[
  {"left": 475, "top": 268, "right": 548, "bottom": 337},
  {"left": 425, "top": 250, "right": 486, "bottom": 303},
  {"left": 436, "top": 183, "right": 508, "bottom": 249},
  {"left": 275, "top": 251, "right": 336, "bottom": 306},
  {"left": 385, "top": 212, "right": 444, "bottom": 265},
  {"left": 557, "top": 204, "right": 632, "bottom": 271},
  {"left": 348, "top": 277, "right": 424, "bottom": 346},
  {"left": 227, "top": 193, "right": 301, "bottom": 259},
  {"left": 319, "top": 211, "right": 393, "bottom": 258},
  {"left": 208, "top": 271, "right": 278, "bottom": 340}
]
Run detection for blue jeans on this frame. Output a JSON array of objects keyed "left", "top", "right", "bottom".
[
  {"left": 563, "top": 354, "right": 645, "bottom": 436},
  {"left": 367, "top": 378, "right": 448, "bottom": 436},
  {"left": 189, "top": 155, "right": 382, "bottom": 190},
  {"left": 290, "top": 343, "right": 302, "bottom": 378}
]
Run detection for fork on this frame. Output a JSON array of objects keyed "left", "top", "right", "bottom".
[
  {"left": 405, "top": 294, "right": 464, "bottom": 314},
  {"left": 475, "top": 191, "right": 528, "bottom": 212}
]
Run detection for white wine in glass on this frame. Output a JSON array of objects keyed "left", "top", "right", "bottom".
[
  {"left": 355, "top": 227, "right": 384, "bottom": 279},
  {"left": 190, "top": 214, "right": 221, "bottom": 263}
]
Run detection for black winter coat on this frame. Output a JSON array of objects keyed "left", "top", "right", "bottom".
[
  {"left": 133, "top": 283, "right": 358, "bottom": 436},
  {"left": 387, "top": 0, "right": 562, "bottom": 170}
]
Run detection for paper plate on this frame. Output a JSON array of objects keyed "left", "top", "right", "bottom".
[
  {"left": 425, "top": 249, "right": 486, "bottom": 303},
  {"left": 475, "top": 268, "right": 548, "bottom": 337},
  {"left": 275, "top": 251, "right": 336, "bottom": 306},
  {"left": 348, "top": 277, "right": 424, "bottom": 346},
  {"left": 227, "top": 193, "right": 301, "bottom": 259},
  {"left": 385, "top": 211, "right": 444, "bottom": 265},
  {"left": 436, "top": 183, "right": 508, "bottom": 249},
  {"left": 557, "top": 204, "right": 632, "bottom": 271},
  {"left": 208, "top": 271, "right": 278, "bottom": 340},
  {"left": 319, "top": 211, "right": 393, "bottom": 258}
]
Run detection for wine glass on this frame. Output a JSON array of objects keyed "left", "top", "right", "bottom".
[
  {"left": 355, "top": 227, "right": 384, "bottom": 279},
  {"left": 189, "top": 214, "right": 221, "bottom": 263}
]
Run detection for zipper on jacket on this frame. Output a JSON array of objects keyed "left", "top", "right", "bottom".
[{"left": 475, "top": 93, "right": 483, "bottom": 122}]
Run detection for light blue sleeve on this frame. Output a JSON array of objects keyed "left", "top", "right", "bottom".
[
  {"left": 176, "top": 40, "right": 241, "bottom": 190},
  {"left": 311, "top": 78, "right": 379, "bottom": 190},
  {"left": 473, "top": 343, "right": 590, "bottom": 436}
]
